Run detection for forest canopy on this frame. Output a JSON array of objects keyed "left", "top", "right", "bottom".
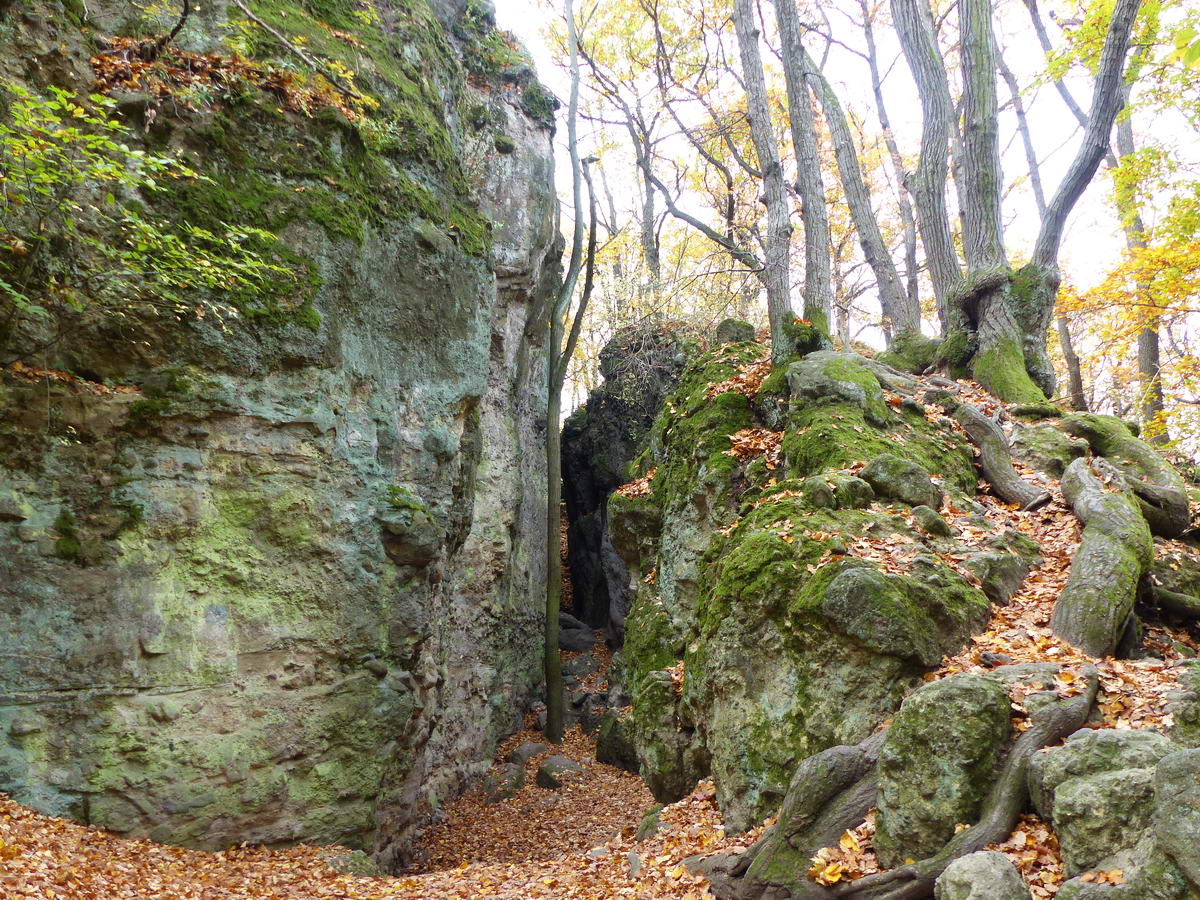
[{"left": 534, "top": 0, "right": 1200, "bottom": 452}]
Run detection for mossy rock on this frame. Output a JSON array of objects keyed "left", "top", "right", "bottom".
[
  {"left": 862, "top": 454, "right": 942, "bottom": 510},
  {"left": 786, "top": 351, "right": 891, "bottom": 427},
  {"left": 801, "top": 474, "right": 874, "bottom": 510},
  {"left": 912, "top": 504, "right": 951, "bottom": 537},
  {"left": 875, "top": 674, "right": 1012, "bottom": 866},
  {"left": 714, "top": 319, "right": 757, "bottom": 345},
  {"left": 1012, "top": 423, "right": 1089, "bottom": 477},
  {"left": 877, "top": 331, "right": 940, "bottom": 375}
]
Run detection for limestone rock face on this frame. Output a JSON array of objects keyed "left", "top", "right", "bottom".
[
  {"left": 0, "top": 0, "right": 556, "bottom": 869},
  {"left": 1031, "top": 729, "right": 1197, "bottom": 896},
  {"left": 593, "top": 343, "right": 989, "bottom": 832}
]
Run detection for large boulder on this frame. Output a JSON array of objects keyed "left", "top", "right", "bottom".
[
  {"left": 0, "top": 0, "right": 559, "bottom": 869},
  {"left": 1155, "top": 749, "right": 1200, "bottom": 892},
  {"left": 875, "top": 675, "right": 1012, "bottom": 866},
  {"left": 786, "top": 351, "right": 891, "bottom": 427},
  {"left": 935, "top": 851, "right": 1029, "bottom": 900},
  {"left": 1030, "top": 729, "right": 1176, "bottom": 876},
  {"left": 1166, "top": 662, "right": 1200, "bottom": 749}
]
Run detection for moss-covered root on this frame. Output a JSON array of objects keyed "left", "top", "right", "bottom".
[
  {"left": 696, "top": 732, "right": 887, "bottom": 900},
  {"left": 1051, "top": 458, "right": 1153, "bottom": 658},
  {"left": 1063, "top": 413, "right": 1191, "bottom": 538},
  {"left": 952, "top": 401, "right": 1050, "bottom": 511},
  {"left": 829, "top": 668, "right": 1100, "bottom": 900}
]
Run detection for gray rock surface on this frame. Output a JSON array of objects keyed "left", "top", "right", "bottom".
[
  {"left": 863, "top": 454, "right": 943, "bottom": 510},
  {"left": 561, "top": 326, "right": 691, "bottom": 639},
  {"left": 935, "top": 851, "right": 1030, "bottom": 900},
  {"left": 535, "top": 755, "right": 584, "bottom": 789}
]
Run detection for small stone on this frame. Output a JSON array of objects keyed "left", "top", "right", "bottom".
[
  {"left": 535, "top": 755, "right": 583, "bottom": 789},
  {"left": 714, "top": 318, "right": 756, "bottom": 344},
  {"left": 363, "top": 658, "right": 388, "bottom": 677},
  {"left": 562, "top": 653, "right": 600, "bottom": 677},
  {"left": 505, "top": 741, "right": 549, "bottom": 765},
  {"left": 482, "top": 762, "right": 525, "bottom": 803},
  {"left": 586, "top": 846, "right": 609, "bottom": 859},
  {"left": 934, "top": 851, "right": 1028, "bottom": 900},
  {"left": 911, "top": 505, "right": 952, "bottom": 537},
  {"left": 627, "top": 850, "right": 641, "bottom": 875}
]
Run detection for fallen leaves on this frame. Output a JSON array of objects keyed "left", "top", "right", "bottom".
[
  {"left": 615, "top": 467, "right": 657, "bottom": 499},
  {"left": 4, "top": 361, "right": 140, "bottom": 396},
  {"left": 91, "top": 36, "right": 361, "bottom": 121},
  {"left": 726, "top": 428, "right": 783, "bottom": 470},
  {"left": 705, "top": 352, "right": 771, "bottom": 399},
  {"left": 807, "top": 811, "right": 880, "bottom": 885},
  {"left": 988, "top": 814, "right": 1065, "bottom": 897}
]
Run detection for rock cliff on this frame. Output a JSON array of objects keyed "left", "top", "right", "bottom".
[{"left": 0, "top": 0, "right": 557, "bottom": 868}]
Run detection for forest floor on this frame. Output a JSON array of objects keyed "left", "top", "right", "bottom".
[{"left": 2, "top": 376, "right": 1199, "bottom": 898}]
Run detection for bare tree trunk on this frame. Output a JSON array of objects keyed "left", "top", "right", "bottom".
[
  {"left": 773, "top": 0, "right": 832, "bottom": 331},
  {"left": 890, "top": 0, "right": 963, "bottom": 323},
  {"left": 959, "top": 0, "right": 1006, "bottom": 272},
  {"left": 861, "top": 0, "right": 921, "bottom": 317},
  {"left": 733, "top": 0, "right": 796, "bottom": 362},
  {"left": 790, "top": 27, "right": 917, "bottom": 338}
]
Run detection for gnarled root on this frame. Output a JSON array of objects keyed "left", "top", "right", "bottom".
[
  {"left": 829, "top": 668, "right": 1099, "bottom": 899},
  {"left": 953, "top": 402, "right": 1051, "bottom": 511},
  {"left": 1051, "top": 458, "right": 1153, "bottom": 656}
]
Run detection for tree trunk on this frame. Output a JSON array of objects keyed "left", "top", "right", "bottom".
[
  {"left": 544, "top": 362, "right": 565, "bottom": 742},
  {"left": 773, "top": 0, "right": 832, "bottom": 331},
  {"left": 861, "top": 0, "right": 921, "bottom": 321},
  {"left": 1113, "top": 110, "right": 1167, "bottom": 443},
  {"left": 1057, "top": 316, "right": 1088, "bottom": 410},
  {"left": 733, "top": 0, "right": 795, "bottom": 362},
  {"left": 795, "top": 37, "right": 916, "bottom": 338},
  {"left": 890, "top": 0, "right": 962, "bottom": 319}
]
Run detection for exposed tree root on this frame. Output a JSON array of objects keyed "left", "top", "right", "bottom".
[
  {"left": 829, "top": 668, "right": 1099, "bottom": 899},
  {"left": 1051, "top": 458, "right": 1153, "bottom": 656},
  {"left": 952, "top": 401, "right": 1051, "bottom": 510},
  {"left": 1148, "top": 586, "right": 1200, "bottom": 620}
]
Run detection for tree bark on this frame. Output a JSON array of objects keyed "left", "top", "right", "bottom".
[
  {"left": 953, "top": 401, "right": 1051, "bottom": 510},
  {"left": 733, "top": 0, "right": 796, "bottom": 362},
  {"left": 773, "top": 0, "right": 832, "bottom": 331},
  {"left": 890, "top": 0, "right": 962, "bottom": 318},
  {"left": 796, "top": 38, "right": 916, "bottom": 338},
  {"left": 1050, "top": 457, "right": 1153, "bottom": 657},
  {"left": 861, "top": 0, "right": 921, "bottom": 320},
  {"left": 959, "top": 0, "right": 1006, "bottom": 272}
]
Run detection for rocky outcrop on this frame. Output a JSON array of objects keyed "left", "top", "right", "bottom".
[
  {"left": 601, "top": 346, "right": 1016, "bottom": 830},
  {"left": 0, "top": 0, "right": 557, "bottom": 869},
  {"left": 561, "top": 325, "right": 692, "bottom": 637}
]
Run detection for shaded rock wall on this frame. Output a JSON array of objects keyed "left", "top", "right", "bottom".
[
  {"left": 0, "top": 0, "right": 556, "bottom": 869},
  {"left": 560, "top": 326, "right": 689, "bottom": 638}
]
